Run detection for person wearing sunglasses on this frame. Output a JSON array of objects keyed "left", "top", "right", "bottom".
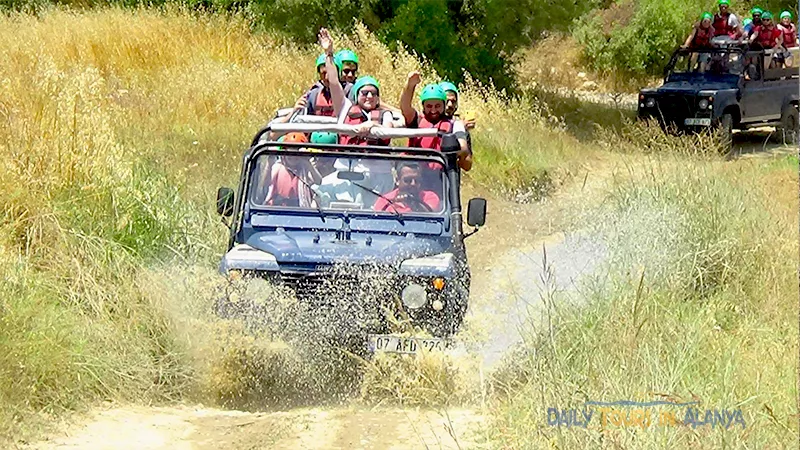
[
  {"left": 749, "top": 12, "right": 785, "bottom": 67},
  {"left": 373, "top": 162, "right": 441, "bottom": 214},
  {"left": 318, "top": 28, "right": 399, "bottom": 207},
  {"left": 335, "top": 49, "right": 359, "bottom": 85},
  {"left": 317, "top": 28, "right": 396, "bottom": 142}
]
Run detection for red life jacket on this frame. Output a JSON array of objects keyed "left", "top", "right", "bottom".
[
  {"left": 408, "top": 116, "right": 454, "bottom": 150},
  {"left": 755, "top": 25, "right": 782, "bottom": 48},
  {"left": 692, "top": 25, "right": 715, "bottom": 48},
  {"left": 782, "top": 24, "right": 798, "bottom": 47},
  {"left": 306, "top": 85, "right": 335, "bottom": 117},
  {"left": 713, "top": 13, "right": 733, "bottom": 37},
  {"left": 340, "top": 106, "right": 391, "bottom": 146},
  {"left": 267, "top": 167, "right": 300, "bottom": 207}
]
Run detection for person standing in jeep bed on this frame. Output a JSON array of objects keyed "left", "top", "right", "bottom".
[
  {"left": 684, "top": 12, "right": 716, "bottom": 49},
  {"left": 712, "top": 0, "right": 743, "bottom": 38},
  {"left": 400, "top": 71, "right": 472, "bottom": 172},
  {"left": 749, "top": 11, "right": 785, "bottom": 66},
  {"left": 779, "top": 11, "right": 797, "bottom": 67}
]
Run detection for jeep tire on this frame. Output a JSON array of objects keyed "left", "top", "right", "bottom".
[
  {"left": 780, "top": 104, "right": 799, "bottom": 145},
  {"left": 717, "top": 113, "right": 734, "bottom": 154}
]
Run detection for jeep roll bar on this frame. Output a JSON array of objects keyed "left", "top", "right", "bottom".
[{"left": 251, "top": 123, "right": 441, "bottom": 148}]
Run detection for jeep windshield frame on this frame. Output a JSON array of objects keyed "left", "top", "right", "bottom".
[
  {"left": 665, "top": 47, "right": 745, "bottom": 84},
  {"left": 242, "top": 142, "right": 452, "bottom": 222}
]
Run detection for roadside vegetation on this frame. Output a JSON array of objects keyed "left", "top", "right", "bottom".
[
  {"left": 0, "top": 6, "right": 592, "bottom": 442},
  {"left": 0, "top": 5, "right": 796, "bottom": 449},
  {"left": 490, "top": 141, "right": 798, "bottom": 447}
]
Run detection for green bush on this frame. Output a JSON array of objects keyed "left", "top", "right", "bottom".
[{"left": 575, "top": 0, "right": 799, "bottom": 78}]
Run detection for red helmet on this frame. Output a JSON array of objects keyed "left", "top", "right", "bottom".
[{"left": 282, "top": 132, "right": 308, "bottom": 143}]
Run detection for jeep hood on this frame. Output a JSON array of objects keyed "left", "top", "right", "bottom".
[
  {"left": 645, "top": 80, "right": 737, "bottom": 94},
  {"left": 239, "top": 230, "right": 449, "bottom": 266}
]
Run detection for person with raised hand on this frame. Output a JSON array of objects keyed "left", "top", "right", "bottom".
[{"left": 400, "top": 71, "right": 472, "bottom": 172}]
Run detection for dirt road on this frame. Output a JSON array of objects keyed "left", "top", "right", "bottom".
[{"left": 21, "top": 137, "right": 793, "bottom": 450}]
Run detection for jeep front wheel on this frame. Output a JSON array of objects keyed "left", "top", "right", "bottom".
[{"left": 717, "top": 113, "right": 733, "bottom": 154}]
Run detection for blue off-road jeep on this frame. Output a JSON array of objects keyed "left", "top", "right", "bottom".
[
  {"left": 214, "top": 118, "right": 486, "bottom": 355},
  {"left": 638, "top": 43, "right": 799, "bottom": 149}
]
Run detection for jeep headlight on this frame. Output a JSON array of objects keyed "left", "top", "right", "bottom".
[
  {"left": 698, "top": 99, "right": 709, "bottom": 110},
  {"left": 645, "top": 98, "right": 656, "bottom": 108},
  {"left": 401, "top": 283, "right": 428, "bottom": 309},
  {"left": 219, "top": 244, "right": 279, "bottom": 273},
  {"left": 398, "top": 253, "right": 455, "bottom": 276}
]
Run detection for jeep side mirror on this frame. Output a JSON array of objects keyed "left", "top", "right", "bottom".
[
  {"left": 216, "top": 187, "right": 234, "bottom": 217},
  {"left": 467, "top": 198, "right": 486, "bottom": 227}
]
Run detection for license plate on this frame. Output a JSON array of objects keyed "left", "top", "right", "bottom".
[
  {"left": 684, "top": 118, "right": 711, "bottom": 126},
  {"left": 368, "top": 334, "right": 453, "bottom": 354}
]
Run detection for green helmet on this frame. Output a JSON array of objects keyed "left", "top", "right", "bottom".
[
  {"left": 717, "top": 0, "right": 729, "bottom": 6},
  {"left": 751, "top": 7, "right": 763, "bottom": 16},
  {"left": 335, "top": 49, "right": 359, "bottom": 65},
  {"left": 780, "top": 10, "right": 792, "bottom": 19},
  {"left": 701, "top": 12, "right": 713, "bottom": 21},
  {"left": 352, "top": 75, "right": 380, "bottom": 97},
  {"left": 419, "top": 83, "right": 446, "bottom": 104},
  {"left": 439, "top": 81, "right": 459, "bottom": 96},
  {"left": 310, "top": 131, "right": 338, "bottom": 144},
  {"left": 316, "top": 53, "right": 343, "bottom": 71},
  {"left": 762, "top": 11, "right": 773, "bottom": 20}
]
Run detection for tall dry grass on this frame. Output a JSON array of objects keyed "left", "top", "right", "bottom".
[
  {"left": 489, "top": 154, "right": 799, "bottom": 448},
  {"left": 0, "top": 6, "right": 588, "bottom": 442}
]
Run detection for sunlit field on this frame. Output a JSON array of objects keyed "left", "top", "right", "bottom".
[{"left": 0, "top": 6, "right": 796, "bottom": 448}]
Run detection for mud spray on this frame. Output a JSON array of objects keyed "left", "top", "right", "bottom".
[{"left": 138, "top": 226, "right": 607, "bottom": 418}]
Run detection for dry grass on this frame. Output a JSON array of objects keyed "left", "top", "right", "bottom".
[
  {"left": 488, "top": 153, "right": 799, "bottom": 448},
  {"left": 514, "top": 33, "right": 661, "bottom": 93}
]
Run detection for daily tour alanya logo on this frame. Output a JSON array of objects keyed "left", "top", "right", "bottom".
[{"left": 547, "top": 399, "right": 746, "bottom": 430}]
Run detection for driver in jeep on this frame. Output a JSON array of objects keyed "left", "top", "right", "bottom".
[{"left": 373, "top": 162, "right": 441, "bottom": 213}]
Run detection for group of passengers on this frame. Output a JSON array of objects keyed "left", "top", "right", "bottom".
[
  {"left": 258, "top": 132, "right": 443, "bottom": 213},
  {"left": 684, "top": 0, "right": 798, "bottom": 67},
  {"left": 261, "top": 28, "right": 474, "bottom": 214}
]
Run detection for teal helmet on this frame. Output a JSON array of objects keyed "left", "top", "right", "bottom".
[
  {"left": 751, "top": 7, "right": 763, "bottom": 16},
  {"left": 352, "top": 75, "right": 380, "bottom": 97},
  {"left": 335, "top": 49, "right": 359, "bottom": 65},
  {"left": 419, "top": 83, "right": 447, "bottom": 104},
  {"left": 316, "top": 53, "right": 343, "bottom": 71},
  {"left": 761, "top": 11, "right": 774, "bottom": 20},
  {"left": 780, "top": 10, "right": 792, "bottom": 19},
  {"left": 310, "top": 131, "right": 338, "bottom": 144},
  {"left": 439, "top": 81, "right": 459, "bottom": 96},
  {"left": 743, "top": 18, "right": 753, "bottom": 26}
]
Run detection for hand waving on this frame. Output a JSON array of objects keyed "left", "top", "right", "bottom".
[{"left": 318, "top": 28, "right": 333, "bottom": 55}]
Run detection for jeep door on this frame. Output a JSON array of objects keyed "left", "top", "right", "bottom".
[{"left": 740, "top": 52, "right": 773, "bottom": 122}]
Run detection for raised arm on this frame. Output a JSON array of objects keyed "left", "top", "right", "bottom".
[
  {"left": 318, "top": 28, "right": 346, "bottom": 117},
  {"left": 400, "top": 71, "right": 422, "bottom": 126}
]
